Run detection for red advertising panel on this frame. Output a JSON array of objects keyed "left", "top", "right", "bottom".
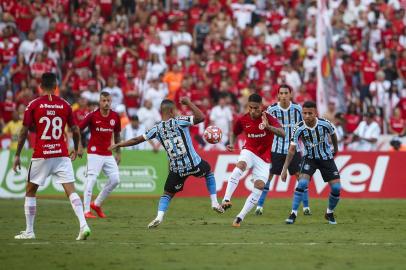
[{"left": 180, "top": 151, "right": 406, "bottom": 198}]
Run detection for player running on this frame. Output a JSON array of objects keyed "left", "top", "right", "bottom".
[
  {"left": 109, "top": 97, "right": 224, "bottom": 228},
  {"left": 221, "top": 93, "right": 285, "bottom": 227},
  {"left": 13, "top": 73, "right": 90, "bottom": 240},
  {"left": 282, "top": 101, "right": 341, "bottom": 225},
  {"left": 79, "top": 91, "right": 121, "bottom": 219},
  {"left": 255, "top": 85, "right": 311, "bottom": 216}
]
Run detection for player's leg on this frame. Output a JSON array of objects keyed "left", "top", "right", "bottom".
[
  {"left": 83, "top": 154, "right": 103, "bottom": 218},
  {"left": 197, "top": 160, "right": 223, "bottom": 213},
  {"left": 233, "top": 155, "right": 269, "bottom": 227},
  {"left": 92, "top": 156, "right": 120, "bottom": 218},
  {"left": 321, "top": 160, "right": 341, "bottom": 224},
  {"left": 255, "top": 173, "right": 273, "bottom": 216},
  {"left": 148, "top": 172, "right": 184, "bottom": 228},
  {"left": 290, "top": 152, "right": 311, "bottom": 215},
  {"left": 222, "top": 150, "right": 251, "bottom": 210},
  {"left": 15, "top": 182, "right": 39, "bottom": 239},
  {"left": 55, "top": 157, "right": 90, "bottom": 240}
]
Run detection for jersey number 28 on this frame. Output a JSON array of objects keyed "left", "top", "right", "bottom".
[{"left": 39, "top": 116, "right": 63, "bottom": 140}]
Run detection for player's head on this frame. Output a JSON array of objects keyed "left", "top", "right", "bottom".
[
  {"left": 277, "top": 84, "right": 293, "bottom": 104},
  {"left": 247, "top": 93, "right": 263, "bottom": 119},
  {"left": 99, "top": 91, "right": 112, "bottom": 111},
  {"left": 40, "top": 72, "right": 57, "bottom": 93},
  {"left": 302, "top": 101, "right": 317, "bottom": 125},
  {"left": 160, "top": 99, "right": 176, "bottom": 118}
]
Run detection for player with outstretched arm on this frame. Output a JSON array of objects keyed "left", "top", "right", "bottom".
[
  {"left": 281, "top": 101, "right": 341, "bottom": 225},
  {"left": 13, "top": 73, "right": 91, "bottom": 240},
  {"left": 109, "top": 97, "right": 224, "bottom": 228}
]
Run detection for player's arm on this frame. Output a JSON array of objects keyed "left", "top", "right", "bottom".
[
  {"left": 113, "top": 131, "right": 121, "bottom": 164},
  {"left": 180, "top": 96, "right": 205, "bottom": 124},
  {"left": 70, "top": 125, "right": 83, "bottom": 161},
  {"left": 330, "top": 132, "right": 339, "bottom": 156},
  {"left": 262, "top": 112, "right": 285, "bottom": 137},
  {"left": 109, "top": 135, "right": 146, "bottom": 151},
  {"left": 280, "top": 144, "right": 297, "bottom": 182},
  {"left": 13, "top": 126, "right": 29, "bottom": 173}
]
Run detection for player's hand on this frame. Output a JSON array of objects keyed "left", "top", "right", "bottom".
[
  {"left": 152, "top": 144, "right": 160, "bottom": 153},
  {"left": 70, "top": 150, "right": 78, "bottom": 161},
  {"left": 180, "top": 97, "right": 191, "bottom": 105},
  {"left": 281, "top": 170, "right": 288, "bottom": 182},
  {"left": 114, "top": 152, "right": 121, "bottom": 165},
  {"left": 108, "top": 144, "right": 119, "bottom": 152},
  {"left": 261, "top": 112, "right": 270, "bottom": 129},
  {"left": 13, "top": 155, "right": 21, "bottom": 173},
  {"left": 77, "top": 147, "right": 84, "bottom": 159},
  {"left": 226, "top": 144, "right": 235, "bottom": 152}
]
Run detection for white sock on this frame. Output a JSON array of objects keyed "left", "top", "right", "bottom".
[
  {"left": 237, "top": 188, "right": 262, "bottom": 220},
  {"left": 210, "top": 194, "right": 218, "bottom": 206},
  {"left": 83, "top": 175, "right": 97, "bottom": 212},
  {"left": 157, "top": 210, "right": 165, "bottom": 221},
  {"left": 94, "top": 174, "right": 119, "bottom": 207},
  {"left": 223, "top": 167, "right": 244, "bottom": 201},
  {"left": 326, "top": 208, "right": 334, "bottom": 214},
  {"left": 24, "top": 197, "right": 36, "bottom": 233},
  {"left": 69, "top": 193, "right": 87, "bottom": 229},
  {"left": 291, "top": 210, "right": 298, "bottom": 216}
]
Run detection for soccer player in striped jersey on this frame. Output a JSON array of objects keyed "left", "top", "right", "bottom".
[
  {"left": 281, "top": 101, "right": 341, "bottom": 225},
  {"left": 255, "top": 85, "right": 312, "bottom": 216},
  {"left": 109, "top": 97, "right": 224, "bottom": 228}
]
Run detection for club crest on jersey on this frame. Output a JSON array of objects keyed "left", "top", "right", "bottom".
[
  {"left": 110, "top": 119, "right": 115, "bottom": 126},
  {"left": 259, "top": 123, "right": 265, "bottom": 130}
]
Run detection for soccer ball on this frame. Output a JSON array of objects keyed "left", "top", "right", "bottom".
[{"left": 204, "top": 126, "right": 222, "bottom": 144}]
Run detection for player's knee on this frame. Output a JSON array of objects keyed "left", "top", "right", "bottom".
[
  {"left": 236, "top": 161, "right": 247, "bottom": 171},
  {"left": 109, "top": 174, "right": 120, "bottom": 187},
  {"left": 330, "top": 182, "right": 341, "bottom": 196},
  {"left": 25, "top": 182, "right": 38, "bottom": 196},
  {"left": 296, "top": 178, "right": 308, "bottom": 192},
  {"left": 254, "top": 180, "right": 265, "bottom": 190}
]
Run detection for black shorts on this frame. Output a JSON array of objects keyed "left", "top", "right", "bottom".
[
  {"left": 164, "top": 159, "right": 211, "bottom": 193},
  {"left": 299, "top": 158, "right": 340, "bottom": 182},
  {"left": 270, "top": 152, "right": 301, "bottom": 175}
]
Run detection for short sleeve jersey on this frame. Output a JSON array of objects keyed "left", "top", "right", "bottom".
[
  {"left": 23, "top": 95, "right": 75, "bottom": 159},
  {"left": 233, "top": 113, "right": 281, "bottom": 163},
  {"left": 79, "top": 109, "right": 121, "bottom": 156}
]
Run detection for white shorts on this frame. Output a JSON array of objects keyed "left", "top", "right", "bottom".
[
  {"left": 238, "top": 149, "right": 270, "bottom": 183},
  {"left": 86, "top": 154, "right": 119, "bottom": 178},
  {"left": 28, "top": 157, "right": 75, "bottom": 186}
]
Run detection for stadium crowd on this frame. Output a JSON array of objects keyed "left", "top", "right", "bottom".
[{"left": 0, "top": 0, "right": 405, "bottom": 151}]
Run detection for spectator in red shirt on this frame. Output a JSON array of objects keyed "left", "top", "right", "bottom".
[
  {"left": 388, "top": 107, "right": 406, "bottom": 136},
  {"left": 344, "top": 102, "right": 361, "bottom": 134},
  {"left": 360, "top": 51, "right": 379, "bottom": 101}
]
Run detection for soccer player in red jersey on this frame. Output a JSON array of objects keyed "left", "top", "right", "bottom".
[
  {"left": 221, "top": 94, "right": 285, "bottom": 227},
  {"left": 13, "top": 73, "right": 90, "bottom": 240},
  {"left": 79, "top": 91, "right": 121, "bottom": 219}
]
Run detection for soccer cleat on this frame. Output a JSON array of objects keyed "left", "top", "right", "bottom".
[
  {"left": 85, "top": 212, "right": 97, "bottom": 219},
  {"left": 255, "top": 206, "right": 264, "bottom": 216},
  {"left": 325, "top": 212, "right": 337, "bottom": 225},
  {"left": 76, "top": 225, "right": 91, "bottom": 240},
  {"left": 221, "top": 200, "right": 232, "bottom": 211},
  {"left": 232, "top": 217, "right": 242, "bottom": 227},
  {"left": 285, "top": 212, "right": 297, "bottom": 224},
  {"left": 14, "top": 231, "right": 35, "bottom": 240},
  {"left": 90, "top": 202, "right": 106, "bottom": 218},
  {"left": 147, "top": 219, "right": 162, "bottom": 229},
  {"left": 212, "top": 204, "right": 225, "bottom": 214},
  {"left": 303, "top": 208, "right": 312, "bottom": 216}
]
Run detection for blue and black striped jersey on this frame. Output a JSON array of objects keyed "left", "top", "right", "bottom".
[
  {"left": 267, "top": 102, "right": 302, "bottom": 154},
  {"left": 291, "top": 118, "right": 336, "bottom": 160},
  {"left": 143, "top": 116, "right": 201, "bottom": 174}
]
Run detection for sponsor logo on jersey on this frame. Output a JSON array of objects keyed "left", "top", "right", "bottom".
[
  {"left": 39, "top": 104, "right": 64, "bottom": 109},
  {"left": 174, "top": 184, "right": 183, "bottom": 190}
]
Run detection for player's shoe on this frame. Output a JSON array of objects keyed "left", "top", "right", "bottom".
[
  {"left": 255, "top": 206, "right": 264, "bottom": 216},
  {"left": 147, "top": 219, "right": 162, "bottom": 229},
  {"left": 14, "top": 231, "right": 35, "bottom": 240},
  {"left": 212, "top": 204, "right": 225, "bottom": 214},
  {"left": 90, "top": 202, "right": 106, "bottom": 218},
  {"left": 232, "top": 217, "right": 242, "bottom": 227},
  {"left": 221, "top": 200, "right": 232, "bottom": 211},
  {"left": 85, "top": 212, "right": 97, "bottom": 219},
  {"left": 303, "top": 208, "right": 312, "bottom": 216},
  {"left": 76, "top": 225, "right": 91, "bottom": 240},
  {"left": 285, "top": 212, "right": 297, "bottom": 224},
  {"left": 325, "top": 212, "right": 337, "bottom": 225}
]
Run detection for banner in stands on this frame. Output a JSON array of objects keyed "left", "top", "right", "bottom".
[
  {"left": 0, "top": 150, "right": 405, "bottom": 199},
  {"left": 182, "top": 151, "right": 406, "bottom": 199},
  {"left": 0, "top": 150, "right": 168, "bottom": 198}
]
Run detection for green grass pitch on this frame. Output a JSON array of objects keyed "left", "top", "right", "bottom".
[{"left": 1, "top": 197, "right": 405, "bottom": 270}]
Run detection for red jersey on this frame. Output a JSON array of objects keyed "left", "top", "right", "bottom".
[
  {"left": 23, "top": 95, "right": 75, "bottom": 159},
  {"left": 233, "top": 113, "right": 281, "bottom": 163},
  {"left": 389, "top": 117, "right": 405, "bottom": 134},
  {"left": 79, "top": 109, "right": 121, "bottom": 156}
]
